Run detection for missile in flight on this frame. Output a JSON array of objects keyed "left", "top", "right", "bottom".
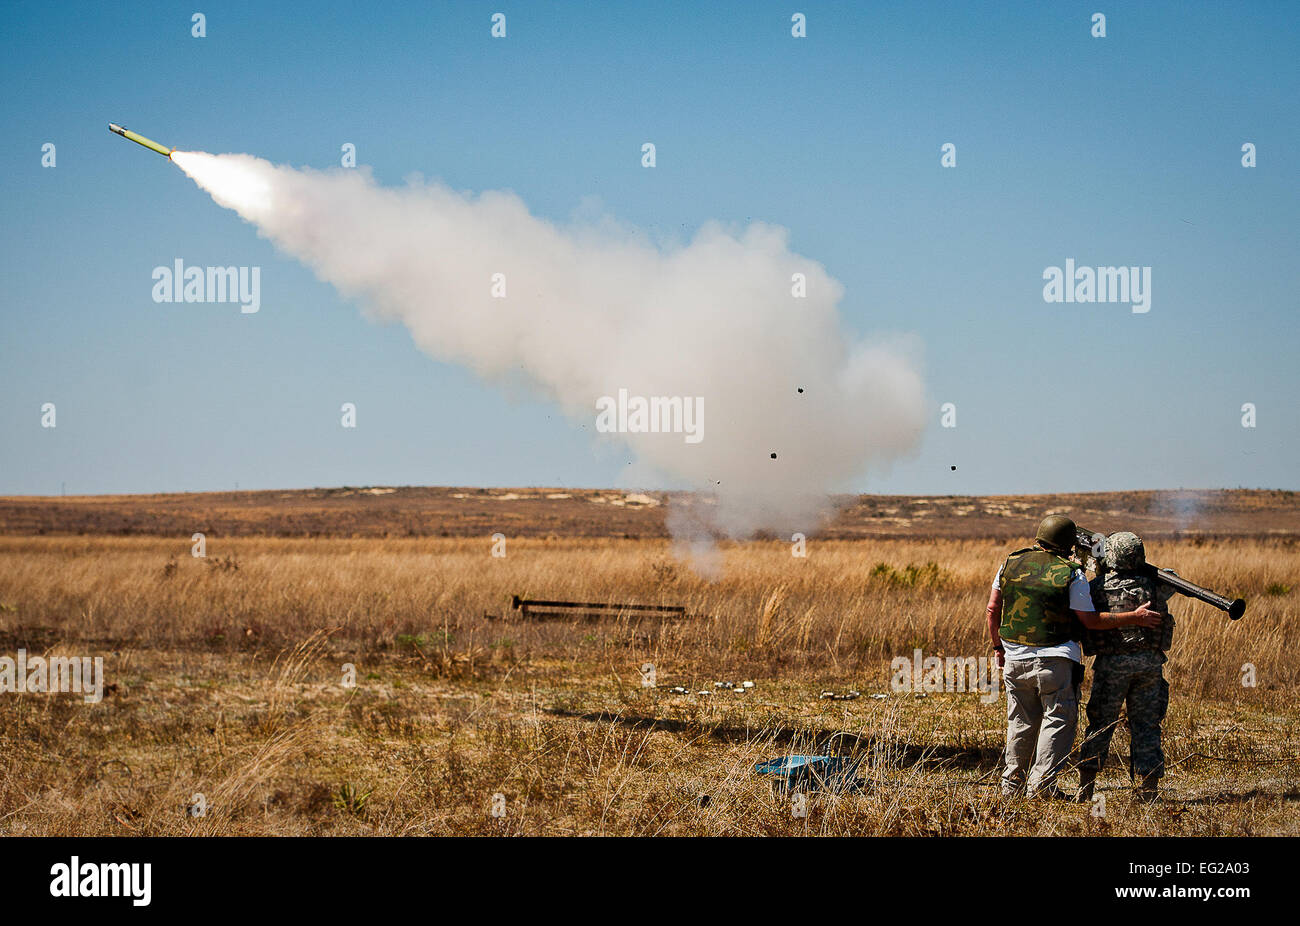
[{"left": 108, "top": 123, "right": 173, "bottom": 159}]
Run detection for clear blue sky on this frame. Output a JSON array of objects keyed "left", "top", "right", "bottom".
[{"left": 2, "top": 1, "right": 1296, "bottom": 496}]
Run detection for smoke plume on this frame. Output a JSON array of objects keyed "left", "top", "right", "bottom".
[{"left": 171, "top": 151, "right": 927, "bottom": 537}]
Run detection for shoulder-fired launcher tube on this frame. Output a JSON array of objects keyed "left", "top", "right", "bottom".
[
  {"left": 1076, "top": 527, "right": 1246, "bottom": 620},
  {"left": 1150, "top": 568, "right": 1246, "bottom": 620}
]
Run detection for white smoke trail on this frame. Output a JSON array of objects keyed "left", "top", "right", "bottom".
[{"left": 171, "top": 151, "right": 927, "bottom": 538}]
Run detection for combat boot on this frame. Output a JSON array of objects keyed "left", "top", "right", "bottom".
[
  {"left": 1136, "top": 772, "right": 1160, "bottom": 803},
  {"left": 1031, "top": 785, "right": 1069, "bottom": 801},
  {"left": 1075, "top": 766, "right": 1097, "bottom": 803}
]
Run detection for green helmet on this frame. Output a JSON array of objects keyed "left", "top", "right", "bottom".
[{"left": 1035, "top": 514, "right": 1077, "bottom": 555}]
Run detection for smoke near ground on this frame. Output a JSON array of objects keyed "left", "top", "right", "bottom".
[
  {"left": 1152, "top": 489, "right": 1214, "bottom": 532},
  {"left": 171, "top": 151, "right": 927, "bottom": 540}
]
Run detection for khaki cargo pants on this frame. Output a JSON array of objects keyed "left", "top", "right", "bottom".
[{"left": 1001, "top": 656, "right": 1079, "bottom": 796}]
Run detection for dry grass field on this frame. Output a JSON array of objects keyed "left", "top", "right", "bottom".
[{"left": 0, "top": 488, "right": 1296, "bottom": 836}]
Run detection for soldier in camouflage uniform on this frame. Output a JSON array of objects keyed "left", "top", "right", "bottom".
[
  {"left": 1076, "top": 532, "right": 1175, "bottom": 803},
  {"left": 986, "top": 516, "right": 1161, "bottom": 799}
]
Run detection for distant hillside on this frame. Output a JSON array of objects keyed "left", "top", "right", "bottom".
[{"left": 0, "top": 487, "right": 1295, "bottom": 540}]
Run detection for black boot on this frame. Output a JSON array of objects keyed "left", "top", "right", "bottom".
[
  {"left": 1136, "top": 771, "right": 1160, "bottom": 803},
  {"left": 1075, "top": 766, "right": 1098, "bottom": 803}
]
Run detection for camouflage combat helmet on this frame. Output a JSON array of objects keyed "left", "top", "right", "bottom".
[
  {"left": 1105, "top": 531, "right": 1146, "bottom": 571},
  {"left": 1035, "top": 515, "right": 1077, "bottom": 554}
]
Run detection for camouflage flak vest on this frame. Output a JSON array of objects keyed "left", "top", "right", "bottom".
[
  {"left": 1083, "top": 570, "right": 1176, "bottom": 656},
  {"left": 998, "top": 547, "right": 1081, "bottom": 646}
]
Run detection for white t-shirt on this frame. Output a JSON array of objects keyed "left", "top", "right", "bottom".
[{"left": 993, "top": 563, "right": 1095, "bottom": 664}]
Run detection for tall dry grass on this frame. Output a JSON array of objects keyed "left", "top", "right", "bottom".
[
  {"left": 0, "top": 534, "right": 1295, "bottom": 836},
  {"left": 0, "top": 535, "right": 1292, "bottom": 700}
]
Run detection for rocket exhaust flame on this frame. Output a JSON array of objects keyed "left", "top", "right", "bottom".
[{"left": 172, "top": 149, "right": 928, "bottom": 544}]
